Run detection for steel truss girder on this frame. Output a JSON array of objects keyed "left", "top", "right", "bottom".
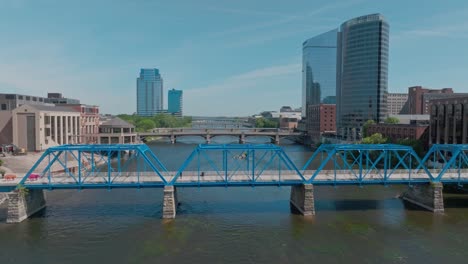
[
  {"left": 20, "top": 144, "right": 168, "bottom": 189},
  {"left": 14, "top": 143, "right": 468, "bottom": 190}
]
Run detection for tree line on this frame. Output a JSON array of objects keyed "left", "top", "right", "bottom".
[{"left": 118, "top": 114, "right": 192, "bottom": 132}]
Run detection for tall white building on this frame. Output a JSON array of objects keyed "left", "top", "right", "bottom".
[
  {"left": 137, "top": 68, "right": 163, "bottom": 116},
  {"left": 387, "top": 93, "right": 408, "bottom": 115}
]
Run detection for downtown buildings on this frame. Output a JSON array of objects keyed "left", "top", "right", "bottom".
[
  {"left": 303, "top": 13, "right": 389, "bottom": 143},
  {"left": 0, "top": 93, "right": 100, "bottom": 151},
  {"left": 136, "top": 68, "right": 164, "bottom": 116},
  {"left": 168, "top": 89, "right": 183, "bottom": 116}
]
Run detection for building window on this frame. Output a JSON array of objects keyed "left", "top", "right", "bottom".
[
  {"left": 32, "top": 97, "right": 37, "bottom": 101},
  {"left": 26, "top": 96, "right": 31, "bottom": 100},
  {"left": 18, "top": 95, "right": 23, "bottom": 100},
  {"left": 1, "top": 104, "right": 6, "bottom": 110},
  {"left": 5, "top": 94, "right": 15, "bottom": 99}
]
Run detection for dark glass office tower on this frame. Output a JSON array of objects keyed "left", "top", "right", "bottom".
[
  {"left": 336, "top": 14, "right": 389, "bottom": 139},
  {"left": 302, "top": 29, "right": 338, "bottom": 117}
]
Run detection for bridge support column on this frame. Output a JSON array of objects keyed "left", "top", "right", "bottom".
[
  {"left": 162, "top": 186, "right": 178, "bottom": 219},
  {"left": 290, "top": 184, "right": 315, "bottom": 216},
  {"left": 401, "top": 183, "right": 444, "bottom": 213},
  {"left": 7, "top": 189, "right": 46, "bottom": 223},
  {"left": 239, "top": 134, "right": 245, "bottom": 144},
  {"left": 206, "top": 135, "right": 211, "bottom": 144},
  {"left": 274, "top": 134, "right": 280, "bottom": 145},
  {"left": 170, "top": 135, "right": 176, "bottom": 144}
]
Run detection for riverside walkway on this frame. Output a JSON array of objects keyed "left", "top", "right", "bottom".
[{"left": 1, "top": 143, "right": 467, "bottom": 222}]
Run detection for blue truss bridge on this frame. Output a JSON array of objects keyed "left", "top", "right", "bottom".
[{"left": 1, "top": 143, "right": 467, "bottom": 222}]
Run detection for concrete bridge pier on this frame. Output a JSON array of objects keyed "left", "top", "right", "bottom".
[
  {"left": 170, "top": 135, "right": 176, "bottom": 144},
  {"left": 401, "top": 183, "right": 444, "bottom": 213},
  {"left": 272, "top": 134, "right": 280, "bottom": 145},
  {"left": 290, "top": 184, "right": 315, "bottom": 216},
  {"left": 7, "top": 189, "right": 46, "bottom": 223},
  {"left": 205, "top": 134, "right": 211, "bottom": 144},
  {"left": 239, "top": 134, "right": 245, "bottom": 144},
  {"left": 162, "top": 186, "right": 178, "bottom": 219}
]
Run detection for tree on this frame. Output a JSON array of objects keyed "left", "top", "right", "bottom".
[
  {"left": 362, "top": 133, "right": 388, "bottom": 144},
  {"left": 384, "top": 117, "right": 399, "bottom": 124},
  {"left": 255, "top": 117, "right": 278, "bottom": 128},
  {"left": 362, "top": 120, "right": 375, "bottom": 137},
  {"left": 136, "top": 119, "right": 156, "bottom": 132}
]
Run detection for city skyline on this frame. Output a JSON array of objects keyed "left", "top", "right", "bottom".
[{"left": 1, "top": 0, "right": 468, "bottom": 116}]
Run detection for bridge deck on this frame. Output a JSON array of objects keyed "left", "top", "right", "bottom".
[{"left": 2, "top": 170, "right": 468, "bottom": 190}]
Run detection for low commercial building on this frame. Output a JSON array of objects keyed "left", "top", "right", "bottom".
[
  {"left": 12, "top": 105, "right": 81, "bottom": 151},
  {"left": 367, "top": 123, "right": 428, "bottom": 142},
  {"left": 0, "top": 93, "right": 51, "bottom": 111},
  {"left": 429, "top": 96, "right": 468, "bottom": 145},
  {"left": 280, "top": 117, "right": 298, "bottom": 129},
  {"left": 98, "top": 116, "right": 137, "bottom": 144},
  {"left": 45, "top": 93, "right": 80, "bottom": 105},
  {"left": 307, "top": 104, "right": 336, "bottom": 143}
]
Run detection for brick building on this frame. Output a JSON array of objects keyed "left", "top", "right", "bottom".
[
  {"left": 367, "top": 123, "right": 428, "bottom": 142},
  {"left": 403, "top": 86, "right": 468, "bottom": 115},
  {"left": 429, "top": 96, "right": 468, "bottom": 145},
  {"left": 307, "top": 104, "right": 336, "bottom": 142}
]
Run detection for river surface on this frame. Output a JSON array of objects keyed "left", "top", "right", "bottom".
[{"left": 1, "top": 137, "right": 468, "bottom": 263}]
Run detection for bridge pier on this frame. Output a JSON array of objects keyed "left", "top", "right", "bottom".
[
  {"left": 290, "top": 184, "right": 315, "bottom": 216},
  {"left": 273, "top": 134, "right": 280, "bottom": 145},
  {"left": 239, "top": 134, "right": 245, "bottom": 144},
  {"left": 6, "top": 189, "right": 46, "bottom": 223},
  {"left": 401, "top": 183, "right": 444, "bottom": 213},
  {"left": 170, "top": 135, "right": 176, "bottom": 144},
  {"left": 162, "top": 186, "right": 178, "bottom": 219},
  {"left": 206, "top": 135, "right": 211, "bottom": 144}
]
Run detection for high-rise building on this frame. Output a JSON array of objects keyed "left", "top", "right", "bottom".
[
  {"left": 302, "top": 29, "right": 338, "bottom": 117},
  {"left": 336, "top": 14, "right": 389, "bottom": 140},
  {"left": 137, "top": 68, "right": 163, "bottom": 116},
  {"left": 387, "top": 93, "right": 408, "bottom": 115},
  {"left": 168, "top": 89, "right": 183, "bottom": 116}
]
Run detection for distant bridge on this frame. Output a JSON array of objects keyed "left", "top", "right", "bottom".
[
  {"left": 139, "top": 128, "right": 303, "bottom": 144},
  {"left": 1, "top": 143, "right": 468, "bottom": 222}
]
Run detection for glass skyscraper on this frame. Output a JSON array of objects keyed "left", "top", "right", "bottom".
[
  {"left": 302, "top": 29, "right": 338, "bottom": 116},
  {"left": 336, "top": 13, "right": 389, "bottom": 139},
  {"left": 168, "top": 89, "right": 183, "bottom": 116},
  {"left": 136, "top": 68, "right": 163, "bottom": 116}
]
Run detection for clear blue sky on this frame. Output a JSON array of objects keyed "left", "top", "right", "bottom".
[{"left": 1, "top": 0, "right": 467, "bottom": 116}]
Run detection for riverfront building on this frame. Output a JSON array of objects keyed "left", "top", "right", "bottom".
[
  {"left": 302, "top": 29, "right": 338, "bottom": 117},
  {"left": 403, "top": 86, "right": 468, "bottom": 115},
  {"left": 98, "top": 116, "right": 137, "bottom": 144},
  {"left": 168, "top": 89, "right": 183, "bottom": 116},
  {"left": 429, "top": 96, "right": 468, "bottom": 145},
  {"left": 12, "top": 104, "right": 81, "bottom": 151},
  {"left": 137, "top": 68, "right": 164, "bottom": 116},
  {"left": 336, "top": 13, "right": 389, "bottom": 140},
  {"left": 307, "top": 104, "right": 336, "bottom": 143}
]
